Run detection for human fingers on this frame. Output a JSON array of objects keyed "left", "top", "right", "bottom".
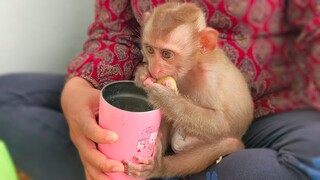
[
  {"left": 77, "top": 136, "right": 124, "bottom": 174},
  {"left": 83, "top": 157, "right": 111, "bottom": 180},
  {"left": 76, "top": 108, "right": 118, "bottom": 144}
]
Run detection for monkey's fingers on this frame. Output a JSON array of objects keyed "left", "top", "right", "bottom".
[
  {"left": 133, "top": 155, "right": 149, "bottom": 164},
  {"left": 165, "top": 81, "right": 178, "bottom": 94},
  {"left": 123, "top": 159, "right": 155, "bottom": 178},
  {"left": 143, "top": 77, "right": 156, "bottom": 87},
  {"left": 123, "top": 160, "right": 142, "bottom": 177},
  {"left": 134, "top": 64, "right": 153, "bottom": 88},
  {"left": 156, "top": 76, "right": 178, "bottom": 93}
]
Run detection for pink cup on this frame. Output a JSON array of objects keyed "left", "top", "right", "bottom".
[{"left": 98, "top": 80, "right": 161, "bottom": 180}]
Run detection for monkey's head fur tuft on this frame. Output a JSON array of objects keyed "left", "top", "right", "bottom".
[{"left": 143, "top": 2, "right": 207, "bottom": 40}]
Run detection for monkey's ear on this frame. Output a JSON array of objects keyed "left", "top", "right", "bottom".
[
  {"left": 142, "top": 12, "right": 151, "bottom": 24},
  {"left": 199, "top": 28, "right": 219, "bottom": 54}
]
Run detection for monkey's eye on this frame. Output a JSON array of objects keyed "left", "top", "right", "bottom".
[
  {"left": 145, "top": 46, "right": 154, "bottom": 54},
  {"left": 161, "top": 50, "right": 173, "bottom": 59}
]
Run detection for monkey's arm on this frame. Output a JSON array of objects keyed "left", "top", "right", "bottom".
[{"left": 146, "top": 83, "right": 232, "bottom": 141}]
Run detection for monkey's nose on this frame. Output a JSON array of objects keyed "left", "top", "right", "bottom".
[
  {"left": 150, "top": 72, "right": 160, "bottom": 79},
  {"left": 149, "top": 70, "right": 162, "bottom": 79}
]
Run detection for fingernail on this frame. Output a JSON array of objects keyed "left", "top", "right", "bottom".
[
  {"left": 106, "top": 133, "right": 118, "bottom": 142},
  {"left": 112, "top": 166, "right": 124, "bottom": 172}
]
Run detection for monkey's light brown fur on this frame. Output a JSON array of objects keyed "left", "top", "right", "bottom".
[{"left": 129, "top": 2, "right": 254, "bottom": 179}]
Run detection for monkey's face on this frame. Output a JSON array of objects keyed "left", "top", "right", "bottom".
[
  {"left": 142, "top": 42, "right": 177, "bottom": 80},
  {"left": 142, "top": 26, "right": 198, "bottom": 80},
  {"left": 142, "top": 40, "right": 197, "bottom": 81}
]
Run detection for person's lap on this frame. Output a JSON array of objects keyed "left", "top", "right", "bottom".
[
  {"left": 1, "top": 73, "right": 320, "bottom": 180},
  {"left": 0, "top": 73, "right": 85, "bottom": 180},
  {"left": 186, "top": 110, "right": 320, "bottom": 180}
]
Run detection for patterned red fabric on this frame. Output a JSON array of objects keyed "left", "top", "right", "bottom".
[{"left": 67, "top": 0, "right": 320, "bottom": 118}]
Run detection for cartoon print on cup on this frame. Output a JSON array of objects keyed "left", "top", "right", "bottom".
[
  {"left": 136, "top": 140, "right": 146, "bottom": 152},
  {"left": 136, "top": 126, "right": 158, "bottom": 153}
]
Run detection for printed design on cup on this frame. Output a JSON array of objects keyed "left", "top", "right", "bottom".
[{"left": 136, "top": 126, "right": 158, "bottom": 153}]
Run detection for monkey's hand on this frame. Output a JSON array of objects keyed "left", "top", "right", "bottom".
[
  {"left": 124, "top": 137, "right": 164, "bottom": 179},
  {"left": 145, "top": 82, "right": 179, "bottom": 113},
  {"left": 156, "top": 76, "right": 178, "bottom": 94},
  {"left": 133, "top": 64, "right": 155, "bottom": 88}
]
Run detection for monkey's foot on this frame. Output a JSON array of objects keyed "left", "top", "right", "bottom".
[{"left": 123, "top": 156, "right": 157, "bottom": 179}]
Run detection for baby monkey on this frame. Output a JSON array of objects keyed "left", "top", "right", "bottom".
[{"left": 125, "top": 2, "right": 254, "bottom": 179}]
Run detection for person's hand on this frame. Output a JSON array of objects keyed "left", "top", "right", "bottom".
[{"left": 61, "top": 77, "right": 124, "bottom": 180}]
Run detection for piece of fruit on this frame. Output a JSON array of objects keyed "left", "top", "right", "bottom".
[{"left": 156, "top": 76, "right": 177, "bottom": 91}]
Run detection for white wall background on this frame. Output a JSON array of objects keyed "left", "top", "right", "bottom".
[{"left": 0, "top": 0, "right": 94, "bottom": 74}]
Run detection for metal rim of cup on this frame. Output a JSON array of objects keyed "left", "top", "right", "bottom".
[{"left": 100, "top": 80, "right": 159, "bottom": 114}]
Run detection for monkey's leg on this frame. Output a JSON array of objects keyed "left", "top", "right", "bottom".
[
  {"left": 158, "top": 137, "right": 244, "bottom": 178},
  {"left": 125, "top": 137, "right": 244, "bottom": 179}
]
